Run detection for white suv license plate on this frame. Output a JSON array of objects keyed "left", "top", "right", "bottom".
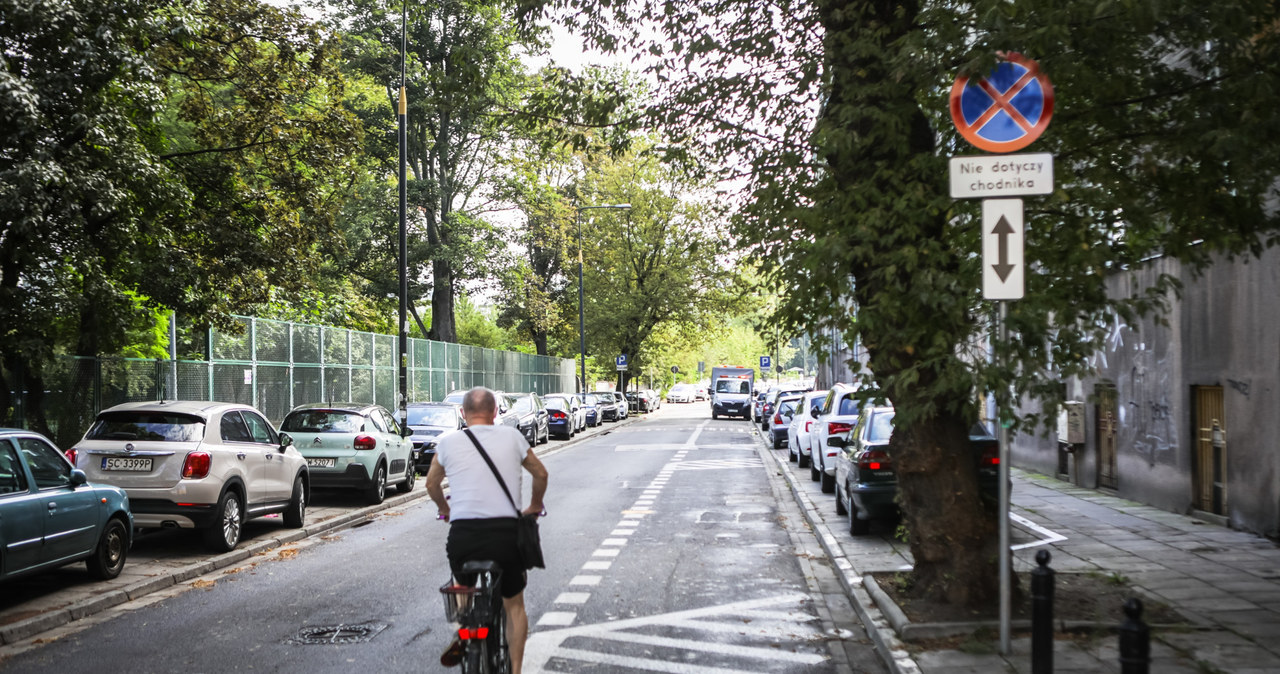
[
  {"left": 306, "top": 458, "right": 337, "bottom": 468},
  {"left": 102, "top": 457, "right": 153, "bottom": 472}
]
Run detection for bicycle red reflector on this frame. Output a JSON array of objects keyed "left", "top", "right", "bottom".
[
  {"left": 458, "top": 628, "right": 472, "bottom": 640},
  {"left": 476, "top": 627, "right": 489, "bottom": 639},
  {"left": 354, "top": 434, "right": 377, "bottom": 450}
]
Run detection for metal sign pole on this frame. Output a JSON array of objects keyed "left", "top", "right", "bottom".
[{"left": 998, "top": 299, "right": 1011, "bottom": 654}]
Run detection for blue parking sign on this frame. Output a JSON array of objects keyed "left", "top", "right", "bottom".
[
  {"left": 760, "top": 355, "right": 771, "bottom": 370},
  {"left": 616, "top": 354, "right": 628, "bottom": 371}
]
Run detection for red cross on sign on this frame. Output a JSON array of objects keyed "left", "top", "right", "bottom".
[{"left": 950, "top": 53, "right": 1054, "bottom": 153}]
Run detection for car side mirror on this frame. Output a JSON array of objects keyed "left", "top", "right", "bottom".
[
  {"left": 402, "top": 426, "right": 414, "bottom": 438},
  {"left": 70, "top": 469, "right": 88, "bottom": 487},
  {"left": 811, "top": 406, "right": 822, "bottom": 418},
  {"left": 279, "top": 432, "right": 294, "bottom": 449},
  {"left": 828, "top": 435, "right": 847, "bottom": 448}
]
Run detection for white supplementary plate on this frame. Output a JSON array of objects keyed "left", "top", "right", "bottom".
[{"left": 950, "top": 153, "right": 1053, "bottom": 199}]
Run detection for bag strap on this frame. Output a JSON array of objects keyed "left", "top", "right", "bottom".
[{"left": 463, "top": 429, "right": 521, "bottom": 518}]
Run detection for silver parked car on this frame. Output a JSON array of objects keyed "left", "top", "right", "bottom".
[{"left": 71, "top": 401, "right": 309, "bottom": 552}]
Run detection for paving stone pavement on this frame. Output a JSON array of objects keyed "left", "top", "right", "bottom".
[{"left": 764, "top": 440, "right": 1280, "bottom": 674}]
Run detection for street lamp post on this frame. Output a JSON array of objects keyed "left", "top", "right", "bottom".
[
  {"left": 576, "top": 203, "right": 631, "bottom": 393},
  {"left": 397, "top": 0, "right": 409, "bottom": 428},
  {"left": 394, "top": 1, "right": 404, "bottom": 427}
]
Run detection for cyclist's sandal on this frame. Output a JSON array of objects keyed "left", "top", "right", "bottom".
[{"left": 440, "top": 636, "right": 464, "bottom": 667}]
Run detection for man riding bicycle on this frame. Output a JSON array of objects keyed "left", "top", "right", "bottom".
[{"left": 426, "top": 387, "right": 549, "bottom": 674}]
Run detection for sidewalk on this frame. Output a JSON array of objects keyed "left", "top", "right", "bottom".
[{"left": 767, "top": 446, "right": 1280, "bottom": 673}]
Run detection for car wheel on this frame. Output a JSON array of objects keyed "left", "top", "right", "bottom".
[
  {"left": 86, "top": 517, "right": 128, "bottom": 579},
  {"left": 798, "top": 451, "right": 809, "bottom": 468},
  {"left": 849, "top": 504, "right": 870, "bottom": 535},
  {"left": 821, "top": 469, "right": 835, "bottom": 494},
  {"left": 789, "top": 444, "right": 798, "bottom": 463},
  {"left": 397, "top": 462, "right": 416, "bottom": 494},
  {"left": 284, "top": 476, "right": 306, "bottom": 528},
  {"left": 366, "top": 462, "right": 387, "bottom": 505},
  {"left": 835, "top": 483, "right": 848, "bottom": 516},
  {"left": 711, "top": 412, "right": 718, "bottom": 420},
  {"left": 810, "top": 461, "right": 820, "bottom": 482},
  {"left": 204, "top": 489, "right": 243, "bottom": 553}
]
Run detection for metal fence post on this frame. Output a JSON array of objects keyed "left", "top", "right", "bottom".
[
  {"left": 1031, "top": 549, "right": 1055, "bottom": 674},
  {"left": 1119, "top": 598, "right": 1150, "bottom": 674}
]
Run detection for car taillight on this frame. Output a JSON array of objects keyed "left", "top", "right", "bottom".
[
  {"left": 828, "top": 421, "right": 853, "bottom": 436},
  {"left": 804, "top": 421, "right": 812, "bottom": 432},
  {"left": 774, "top": 413, "right": 783, "bottom": 424},
  {"left": 550, "top": 411, "right": 566, "bottom": 420},
  {"left": 978, "top": 442, "right": 1000, "bottom": 466},
  {"left": 64, "top": 448, "right": 78, "bottom": 466},
  {"left": 858, "top": 449, "right": 892, "bottom": 471},
  {"left": 182, "top": 451, "right": 212, "bottom": 479},
  {"left": 354, "top": 435, "right": 377, "bottom": 450}
]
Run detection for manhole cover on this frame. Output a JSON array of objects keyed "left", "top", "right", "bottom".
[{"left": 289, "top": 622, "right": 388, "bottom": 645}]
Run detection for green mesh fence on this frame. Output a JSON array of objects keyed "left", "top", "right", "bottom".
[{"left": 9, "top": 316, "right": 575, "bottom": 447}]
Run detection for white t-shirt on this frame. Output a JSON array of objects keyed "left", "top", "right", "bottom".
[{"left": 435, "top": 424, "right": 531, "bottom": 521}]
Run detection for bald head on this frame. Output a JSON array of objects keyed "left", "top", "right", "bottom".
[{"left": 461, "top": 387, "right": 497, "bottom": 424}]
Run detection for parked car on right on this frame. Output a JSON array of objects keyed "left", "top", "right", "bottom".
[
  {"left": 405, "top": 402, "right": 464, "bottom": 473},
  {"left": 833, "top": 405, "right": 1000, "bottom": 534},
  {"left": 507, "top": 393, "right": 550, "bottom": 445},
  {"left": 768, "top": 394, "right": 805, "bottom": 449},
  {"left": 592, "top": 392, "right": 620, "bottom": 422},
  {"left": 3, "top": 429, "right": 133, "bottom": 582},
  {"left": 625, "top": 391, "right": 647, "bottom": 413},
  {"left": 809, "top": 383, "right": 864, "bottom": 494},
  {"left": 787, "top": 390, "right": 829, "bottom": 467},
  {"left": 551, "top": 392, "right": 588, "bottom": 432},
  {"left": 761, "top": 384, "right": 810, "bottom": 432}
]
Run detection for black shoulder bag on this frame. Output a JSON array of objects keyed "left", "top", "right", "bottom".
[{"left": 462, "top": 429, "right": 545, "bottom": 570}]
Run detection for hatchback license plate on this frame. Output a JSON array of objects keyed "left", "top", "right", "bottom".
[
  {"left": 306, "top": 458, "right": 336, "bottom": 468},
  {"left": 102, "top": 457, "right": 153, "bottom": 472}
]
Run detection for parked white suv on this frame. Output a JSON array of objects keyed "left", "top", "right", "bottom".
[
  {"left": 810, "top": 384, "right": 864, "bottom": 494},
  {"left": 71, "top": 401, "right": 309, "bottom": 552},
  {"left": 787, "top": 389, "right": 828, "bottom": 467}
]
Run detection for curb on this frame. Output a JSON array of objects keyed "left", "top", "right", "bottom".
[
  {"left": 0, "top": 487, "right": 428, "bottom": 647},
  {"left": 757, "top": 435, "right": 924, "bottom": 674},
  {"left": 0, "top": 414, "right": 639, "bottom": 648}
]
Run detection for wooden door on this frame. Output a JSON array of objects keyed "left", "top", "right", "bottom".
[
  {"left": 1194, "top": 386, "right": 1226, "bottom": 514},
  {"left": 1096, "top": 386, "right": 1118, "bottom": 489}
]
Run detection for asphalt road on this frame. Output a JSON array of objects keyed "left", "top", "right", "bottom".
[{"left": 0, "top": 403, "right": 884, "bottom": 673}]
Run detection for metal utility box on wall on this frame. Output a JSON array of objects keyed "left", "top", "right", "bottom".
[{"left": 1057, "top": 401, "right": 1085, "bottom": 445}]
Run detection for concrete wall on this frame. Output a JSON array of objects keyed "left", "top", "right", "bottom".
[{"left": 1013, "top": 248, "right": 1280, "bottom": 536}]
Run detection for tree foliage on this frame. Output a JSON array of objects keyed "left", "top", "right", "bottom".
[{"left": 526, "top": 0, "right": 1280, "bottom": 606}]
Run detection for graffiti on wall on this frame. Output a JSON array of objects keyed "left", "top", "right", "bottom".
[{"left": 1094, "top": 313, "right": 1178, "bottom": 466}]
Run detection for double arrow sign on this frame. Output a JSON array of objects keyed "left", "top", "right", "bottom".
[{"left": 982, "top": 199, "right": 1024, "bottom": 300}]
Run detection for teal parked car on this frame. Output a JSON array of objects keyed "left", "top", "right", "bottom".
[
  {"left": 279, "top": 403, "right": 415, "bottom": 505},
  {"left": 1, "top": 429, "right": 133, "bottom": 582}
]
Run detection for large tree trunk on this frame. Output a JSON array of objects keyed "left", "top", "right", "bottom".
[
  {"left": 818, "top": 0, "right": 1004, "bottom": 608},
  {"left": 533, "top": 332, "right": 547, "bottom": 356},
  {"left": 428, "top": 259, "right": 457, "bottom": 343}
]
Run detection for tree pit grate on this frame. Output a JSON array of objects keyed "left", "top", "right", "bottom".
[{"left": 288, "top": 622, "right": 388, "bottom": 645}]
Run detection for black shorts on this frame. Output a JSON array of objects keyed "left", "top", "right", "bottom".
[{"left": 446, "top": 518, "right": 527, "bottom": 599}]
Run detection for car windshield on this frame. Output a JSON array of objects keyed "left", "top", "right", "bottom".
[
  {"left": 868, "top": 410, "right": 895, "bottom": 443},
  {"left": 407, "top": 407, "right": 455, "bottom": 426},
  {"left": 593, "top": 394, "right": 612, "bottom": 404},
  {"left": 86, "top": 412, "right": 205, "bottom": 442},
  {"left": 778, "top": 400, "right": 798, "bottom": 415},
  {"left": 280, "top": 410, "right": 365, "bottom": 433},
  {"left": 715, "top": 379, "right": 750, "bottom": 394},
  {"left": 545, "top": 397, "right": 568, "bottom": 411},
  {"left": 443, "top": 392, "right": 465, "bottom": 405}
]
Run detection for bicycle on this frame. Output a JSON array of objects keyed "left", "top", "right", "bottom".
[{"left": 440, "top": 560, "right": 511, "bottom": 674}]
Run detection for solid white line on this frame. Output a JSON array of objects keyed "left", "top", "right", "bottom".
[
  {"left": 569, "top": 575, "right": 601, "bottom": 586},
  {"left": 736, "top": 609, "right": 819, "bottom": 622},
  {"left": 554, "top": 592, "right": 591, "bottom": 605},
  {"left": 549, "top": 647, "right": 768, "bottom": 674}
]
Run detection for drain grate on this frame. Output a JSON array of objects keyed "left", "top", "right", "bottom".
[{"left": 289, "top": 622, "right": 388, "bottom": 645}]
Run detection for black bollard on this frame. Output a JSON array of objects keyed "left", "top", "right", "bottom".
[
  {"left": 1031, "top": 549, "right": 1055, "bottom": 674},
  {"left": 1119, "top": 598, "right": 1150, "bottom": 674}
]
